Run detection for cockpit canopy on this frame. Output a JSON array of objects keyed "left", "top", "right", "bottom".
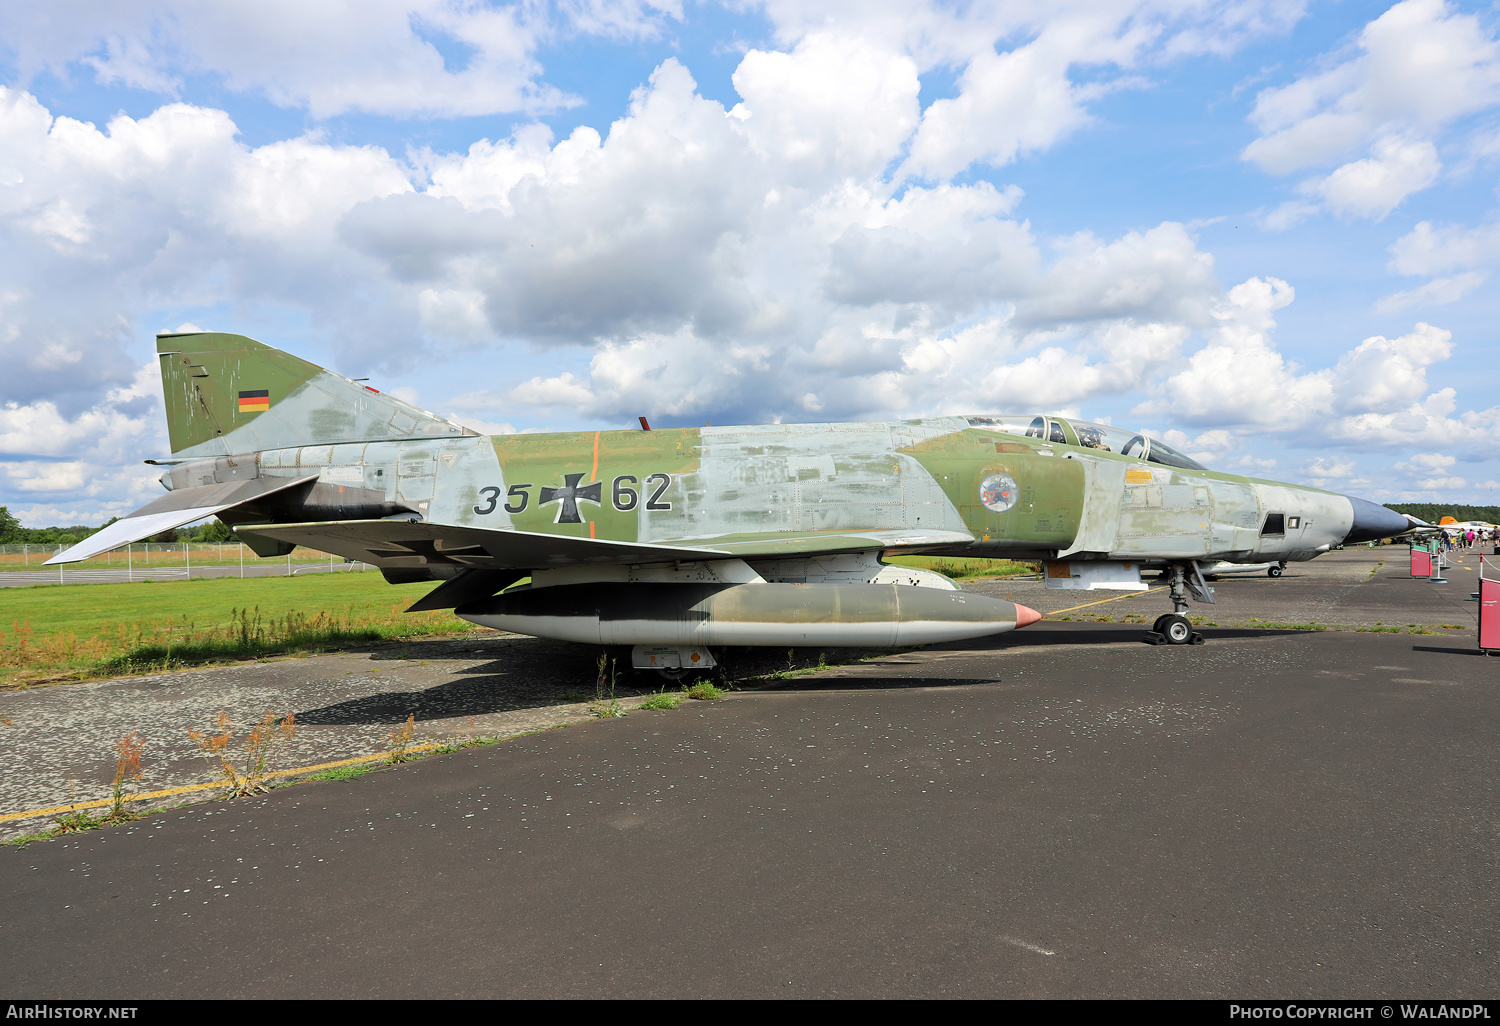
[{"left": 964, "top": 415, "right": 1208, "bottom": 471}]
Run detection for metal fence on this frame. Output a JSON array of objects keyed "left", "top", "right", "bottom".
[{"left": 0, "top": 541, "right": 372, "bottom": 586}]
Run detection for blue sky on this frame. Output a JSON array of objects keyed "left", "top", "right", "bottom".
[{"left": 2, "top": 0, "right": 1500, "bottom": 524}]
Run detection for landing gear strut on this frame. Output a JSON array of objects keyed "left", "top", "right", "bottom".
[{"left": 1145, "top": 562, "right": 1211, "bottom": 646}]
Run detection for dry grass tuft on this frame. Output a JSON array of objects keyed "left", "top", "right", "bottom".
[
  {"left": 189, "top": 709, "right": 298, "bottom": 797},
  {"left": 387, "top": 713, "right": 417, "bottom": 764}
]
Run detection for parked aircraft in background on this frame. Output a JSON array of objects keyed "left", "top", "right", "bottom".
[
  {"left": 49, "top": 332, "right": 1415, "bottom": 662},
  {"left": 1200, "top": 560, "right": 1284, "bottom": 579}
]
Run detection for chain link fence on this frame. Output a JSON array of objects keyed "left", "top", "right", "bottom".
[{"left": 0, "top": 541, "right": 372, "bottom": 584}]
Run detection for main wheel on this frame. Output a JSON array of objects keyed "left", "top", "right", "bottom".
[
  {"left": 1268, "top": 565, "right": 1283, "bottom": 578},
  {"left": 656, "top": 666, "right": 691, "bottom": 682},
  {"left": 1160, "top": 614, "right": 1194, "bottom": 645},
  {"left": 1152, "top": 613, "right": 1172, "bottom": 633}
]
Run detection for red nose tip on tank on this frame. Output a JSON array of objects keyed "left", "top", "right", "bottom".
[{"left": 1014, "top": 604, "right": 1042, "bottom": 628}]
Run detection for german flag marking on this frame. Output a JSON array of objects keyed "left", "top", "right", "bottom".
[{"left": 237, "top": 389, "right": 270, "bottom": 412}]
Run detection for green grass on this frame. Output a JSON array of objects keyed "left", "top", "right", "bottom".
[
  {"left": 882, "top": 555, "right": 1039, "bottom": 579},
  {"left": 0, "top": 570, "right": 480, "bottom": 684},
  {"left": 640, "top": 690, "right": 684, "bottom": 710},
  {"left": 687, "top": 681, "right": 725, "bottom": 701},
  {"left": 1242, "top": 620, "right": 1329, "bottom": 631},
  {"left": 306, "top": 764, "right": 382, "bottom": 782}
]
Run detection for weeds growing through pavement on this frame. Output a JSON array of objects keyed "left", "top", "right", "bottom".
[
  {"left": 309, "top": 764, "right": 380, "bottom": 782},
  {"left": 387, "top": 713, "right": 417, "bottom": 763},
  {"left": 109, "top": 731, "right": 145, "bottom": 820},
  {"left": 686, "top": 680, "right": 724, "bottom": 701},
  {"left": 640, "top": 690, "right": 683, "bottom": 710},
  {"left": 592, "top": 654, "right": 625, "bottom": 718},
  {"left": 51, "top": 778, "right": 102, "bottom": 833},
  {"left": 189, "top": 709, "right": 298, "bottom": 797}
]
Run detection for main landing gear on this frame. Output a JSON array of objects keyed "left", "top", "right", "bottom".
[
  {"left": 1144, "top": 561, "right": 1213, "bottom": 646},
  {"left": 1268, "top": 561, "right": 1287, "bottom": 578}
]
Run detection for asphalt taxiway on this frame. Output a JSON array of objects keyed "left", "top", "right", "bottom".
[{"left": 2, "top": 547, "right": 1496, "bottom": 997}]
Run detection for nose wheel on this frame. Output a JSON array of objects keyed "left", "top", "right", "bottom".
[
  {"left": 1148, "top": 613, "right": 1203, "bottom": 645},
  {"left": 1145, "top": 562, "right": 1209, "bottom": 645}
]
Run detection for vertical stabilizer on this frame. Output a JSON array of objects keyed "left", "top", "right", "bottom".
[{"left": 157, "top": 332, "right": 474, "bottom": 457}]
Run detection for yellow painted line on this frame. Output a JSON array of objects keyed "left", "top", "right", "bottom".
[
  {"left": 0, "top": 743, "right": 441, "bottom": 824},
  {"left": 1046, "top": 586, "right": 1168, "bottom": 617}
]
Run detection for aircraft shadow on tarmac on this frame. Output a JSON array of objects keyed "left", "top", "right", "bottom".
[
  {"left": 963, "top": 625, "right": 1313, "bottom": 648},
  {"left": 295, "top": 626, "right": 1322, "bottom": 723},
  {"left": 292, "top": 671, "right": 652, "bottom": 725},
  {"left": 1410, "top": 645, "right": 1491, "bottom": 657}
]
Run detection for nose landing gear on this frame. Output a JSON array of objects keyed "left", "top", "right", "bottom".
[{"left": 1145, "top": 562, "right": 1212, "bottom": 646}]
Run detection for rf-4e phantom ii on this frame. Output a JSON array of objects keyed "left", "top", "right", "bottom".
[{"left": 50, "top": 332, "right": 1414, "bottom": 664}]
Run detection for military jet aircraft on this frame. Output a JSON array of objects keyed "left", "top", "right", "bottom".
[{"left": 48, "top": 332, "right": 1413, "bottom": 661}]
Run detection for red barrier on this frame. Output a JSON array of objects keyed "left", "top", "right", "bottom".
[
  {"left": 1481, "top": 560, "right": 1500, "bottom": 654},
  {"left": 1411, "top": 547, "right": 1432, "bottom": 577}
]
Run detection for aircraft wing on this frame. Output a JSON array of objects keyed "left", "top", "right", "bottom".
[
  {"left": 237, "top": 519, "right": 736, "bottom": 570},
  {"left": 45, "top": 474, "right": 320, "bottom": 565},
  {"left": 236, "top": 520, "right": 976, "bottom": 571}
]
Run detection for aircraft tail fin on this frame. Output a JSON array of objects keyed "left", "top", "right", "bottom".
[{"left": 156, "top": 331, "right": 475, "bottom": 457}]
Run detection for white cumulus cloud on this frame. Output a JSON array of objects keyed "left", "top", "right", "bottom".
[{"left": 1243, "top": 0, "right": 1500, "bottom": 221}]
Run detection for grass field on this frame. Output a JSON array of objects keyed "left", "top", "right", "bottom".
[{"left": 0, "top": 570, "right": 478, "bottom": 686}]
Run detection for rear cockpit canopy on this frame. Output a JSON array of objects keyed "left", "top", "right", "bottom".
[{"left": 964, "top": 415, "right": 1208, "bottom": 471}]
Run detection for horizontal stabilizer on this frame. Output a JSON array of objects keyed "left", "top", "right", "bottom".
[{"left": 45, "top": 474, "right": 319, "bottom": 565}]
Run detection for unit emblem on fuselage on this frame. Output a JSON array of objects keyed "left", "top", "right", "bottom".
[{"left": 979, "top": 472, "right": 1019, "bottom": 513}]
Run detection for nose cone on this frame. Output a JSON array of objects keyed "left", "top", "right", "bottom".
[
  {"left": 1014, "top": 604, "right": 1043, "bottom": 628},
  {"left": 1343, "top": 495, "right": 1411, "bottom": 544}
]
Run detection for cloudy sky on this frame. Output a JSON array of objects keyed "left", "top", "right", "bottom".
[{"left": 2, "top": 0, "right": 1499, "bottom": 525}]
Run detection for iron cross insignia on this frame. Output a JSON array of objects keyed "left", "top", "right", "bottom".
[{"left": 540, "top": 473, "right": 603, "bottom": 524}]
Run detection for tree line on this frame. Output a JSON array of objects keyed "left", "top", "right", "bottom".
[
  {"left": 1384, "top": 503, "right": 1500, "bottom": 525},
  {"left": 0, "top": 506, "right": 236, "bottom": 545}
]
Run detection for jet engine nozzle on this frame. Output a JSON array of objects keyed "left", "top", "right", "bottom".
[{"left": 1342, "top": 495, "right": 1412, "bottom": 545}]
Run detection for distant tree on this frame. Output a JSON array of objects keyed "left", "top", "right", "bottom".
[
  {"left": 190, "top": 519, "right": 237, "bottom": 543},
  {"left": 0, "top": 506, "right": 20, "bottom": 544},
  {"left": 0, "top": 507, "right": 112, "bottom": 546}
]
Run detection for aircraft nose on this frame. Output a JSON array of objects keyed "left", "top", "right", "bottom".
[{"left": 1343, "top": 495, "right": 1410, "bottom": 544}]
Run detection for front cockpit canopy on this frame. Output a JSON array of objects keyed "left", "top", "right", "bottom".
[{"left": 964, "top": 415, "right": 1208, "bottom": 471}]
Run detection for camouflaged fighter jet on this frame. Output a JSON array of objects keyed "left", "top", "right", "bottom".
[{"left": 49, "top": 331, "right": 1413, "bottom": 661}]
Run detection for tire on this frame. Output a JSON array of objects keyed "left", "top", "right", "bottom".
[
  {"left": 656, "top": 666, "right": 692, "bottom": 682},
  {"left": 1152, "top": 614, "right": 1172, "bottom": 634},
  {"left": 1161, "top": 614, "right": 1194, "bottom": 645},
  {"left": 1268, "top": 565, "right": 1283, "bottom": 578}
]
